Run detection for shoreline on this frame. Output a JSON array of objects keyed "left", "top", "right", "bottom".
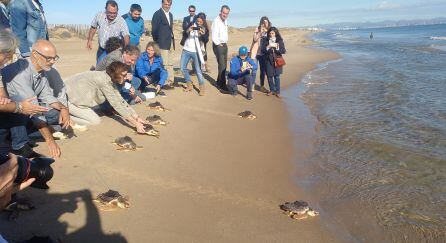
[{"left": 1, "top": 30, "right": 345, "bottom": 242}]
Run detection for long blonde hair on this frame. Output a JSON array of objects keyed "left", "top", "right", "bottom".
[{"left": 145, "top": 41, "right": 161, "bottom": 56}]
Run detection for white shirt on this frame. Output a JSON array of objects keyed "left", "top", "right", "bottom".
[
  {"left": 212, "top": 15, "right": 228, "bottom": 45},
  {"left": 163, "top": 9, "right": 170, "bottom": 26},
  {"left": 183, "top": 25, "right": 198, "bottom": 53}
]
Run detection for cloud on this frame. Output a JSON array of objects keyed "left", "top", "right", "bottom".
[{"left": 374, "top": 1, "right": 401, "bottom": 10}]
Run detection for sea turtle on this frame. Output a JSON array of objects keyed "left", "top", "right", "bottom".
[
  {"left": 52, "top": 126, "right": 77, "bottom": 140},
  {"left": 148, "top": 101, "right": 169, "bottom": 112},
  {"left": 279, "top": 200, "right": 319, "bottom": 220},
  {"left": 142, "top": 124, "right": 160, "bottom": 138},
  {"left": 238, "top": 110, "right": 257, "bottom": 120},
  {"left": 113, "top": 136, "right": 141, "bottom": 151},
  {"left": 146, "top": 115, "right": 167, "bottom": 126},
  {"left": 93, "top": 190, "right": 130, "bottom": 211}
]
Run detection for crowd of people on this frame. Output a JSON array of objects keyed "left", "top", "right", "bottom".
[{"left": 0, "top": 0, "right": 286, "bottom": 237}]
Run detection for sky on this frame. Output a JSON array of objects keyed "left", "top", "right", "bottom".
[{"left": 44, "top": 0, "right": 446, "bottom": 27}]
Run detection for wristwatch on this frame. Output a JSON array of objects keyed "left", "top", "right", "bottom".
[{"left": 14, "top": 102, "right": 23, "bottom": 114}]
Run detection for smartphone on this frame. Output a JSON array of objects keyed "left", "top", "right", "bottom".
[{"left": 192, "top": 27, "right": 200, "bottom": 31}]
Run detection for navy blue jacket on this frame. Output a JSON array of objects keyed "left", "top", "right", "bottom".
[{"left": 151, "top": 8, "right": 174, "bottom": 50}]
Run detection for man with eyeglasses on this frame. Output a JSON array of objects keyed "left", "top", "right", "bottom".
[
  {"left": 152, "top": 0, "right": 175, "bottom": 86},
  {"left": 1, "top": 40, "right": 69, "bottom": 159},
  {"left": 182, "top": 5, "right": 197, "bottom": 32},
  {"left": 8, "top": 0, "right": 48, "bottom": 57},
  {"left": 87, "top": 0, "right": 130, "bottom": 61}
]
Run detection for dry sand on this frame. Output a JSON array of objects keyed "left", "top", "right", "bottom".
[{"left": 0, "top": 28, "right": 342, "bottom": 242}]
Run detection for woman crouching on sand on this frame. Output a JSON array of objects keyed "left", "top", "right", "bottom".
[
  {"left": 262, "top": 27, "right": 286, "bottom": 98},
  {"left": 65, "top": 61, "right": 149, "bottom": 133},
  {"left": 135, "top": 42, "right": 168, "bottom": 95}
]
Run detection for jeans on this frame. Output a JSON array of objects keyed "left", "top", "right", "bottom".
[
  {"left": 180, "top": 50, "right": 205, "bottom": 85},
  {"left": 227, "top": 74, "right": 254, "bottom": 94},
  {"left": 140, "top": 69, "right": 164, "bottom": 92},
  {"left": 120, "top": 76, "right": 145, "bottom": 104},
  {"left": 0, "top": 113, "right": 27, "bottom": 155},
  {"left": 256, "top": 55, "right": 267, "bottom": 87},
  {"left": 96, "top": 47, "right": 106, "bottom": 62},
  {"left": 267, "top": 75, "right": 281, "bottom": 94},
  {"left": 10, "top": 109, "right": 60, "bottom": 150},
  {"left": 212, "top": 43, "right": 228, "bottom": 89}
]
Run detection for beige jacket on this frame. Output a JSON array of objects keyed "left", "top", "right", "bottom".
[
  {"left": 249, "top": 27, "right": 267, "bottom": 59},
  {"left": 65, "top": 71, "right": 135, "bottom": 118}
]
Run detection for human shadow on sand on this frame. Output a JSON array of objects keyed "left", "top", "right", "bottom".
[{"left": 0, "top": 189, "right": 127, "bottom": 243}]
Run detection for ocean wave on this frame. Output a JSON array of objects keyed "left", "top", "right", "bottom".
[{"left": 430, "top": 36, "right": 446, "bottom": 40}]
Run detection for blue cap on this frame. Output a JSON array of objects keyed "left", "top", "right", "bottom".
[{"left": 239, "top": 46, "right": 248, "bottom": 56}]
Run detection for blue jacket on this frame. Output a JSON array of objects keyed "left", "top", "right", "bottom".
[
  {"left": 228, "top": 56, "right": 258, "bottom": 80},
  {"left": 0, "top": 3, "right": 10, "bottom": 29},
  {"left": 135, "top": 52, "right": 168, "bottom": 86},
  {"left": 8, "top": 0, "right": 48, "bottom": 56},
  {"left": 122, "top": 13, "right": 144, "bottom": 46}
]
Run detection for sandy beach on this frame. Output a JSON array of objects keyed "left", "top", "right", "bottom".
[{"left": 0, "top": 28, "right": 341, "bottom": 242}]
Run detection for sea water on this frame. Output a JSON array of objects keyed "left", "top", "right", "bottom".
[{"left": 290, "top": 24, "right": 446, "bottom": 241}]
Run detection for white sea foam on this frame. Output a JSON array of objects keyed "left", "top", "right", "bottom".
[{"left": 430, "top": 36, "right": 446, "bottom": 41}]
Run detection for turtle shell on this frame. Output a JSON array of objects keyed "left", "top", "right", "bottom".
[{"left": 280, "top": 200, "right": 310, "bottom": 214}]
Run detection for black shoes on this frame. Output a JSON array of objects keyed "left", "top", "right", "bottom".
[{"left": 12, "top": 144, "right": 41, "bottom": 158}]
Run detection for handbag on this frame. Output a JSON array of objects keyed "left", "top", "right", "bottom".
[
  {"left": 274, "top": 54, "right": 286, "bottom": 68},
  {"left": 272, "top": 47, "right": 286, "bottom": 68}
]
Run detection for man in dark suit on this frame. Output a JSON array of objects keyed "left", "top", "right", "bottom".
[
  {"left": 151, "top": 0, "right": 174, "bottom": 85},
  {"left": 182, "top": 5, "right": 196, "bottom": 31}
]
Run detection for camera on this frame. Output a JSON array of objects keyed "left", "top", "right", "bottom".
[
  {"left": 0, "top": 154, "right": 55, "bottom": 190},
  {"left": 192, "top": 26, "right": 200, "bottom": 31}
]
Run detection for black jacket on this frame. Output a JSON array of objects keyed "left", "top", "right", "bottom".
[
  {"left": 182, "top": 15, "right": 196, "bottom": 31},
  {"left": 261, "top": 37, "right": 286, "bottom": 77},
  {"left": 151, "top": 8, "right": 174, "bottom": 50}
]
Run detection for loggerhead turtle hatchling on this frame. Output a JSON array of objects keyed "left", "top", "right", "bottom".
[
  {"left": 93, "top": 190, "right": 130, "bottom": 211},
  {"left": 113, "top": 136, "right": 141, "bottom": 151},
  {"left": 142, "top": 124, "right": 160, "bottom": 138},
  {"left": 146, "top": 115, "right": 167, "bottom": 126},
  {"left": 238, "top": 110, "right": 257, "bottom": 120},
  {"left": 280, "top": 200, "right": 319, "bottom": 220},
  {"left": 148, "top": 101, "right": 170, "bottom": 112}
]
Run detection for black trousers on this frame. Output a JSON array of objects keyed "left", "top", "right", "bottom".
[{"left": 212, "top": 43, "right": 228, "bottom": 89}]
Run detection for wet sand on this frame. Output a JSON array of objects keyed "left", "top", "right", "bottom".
[{"left": 0, "top": 29, "right": 342, "bottom": 242}]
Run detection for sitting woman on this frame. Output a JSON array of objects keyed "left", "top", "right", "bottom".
[
  {"left": 65, "top": 61, "right": 149, "bottom": 133},
  {"left": 135, "top": 42, "right": 168, "bottom": 95}
]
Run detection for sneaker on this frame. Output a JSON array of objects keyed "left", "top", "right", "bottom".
[
  {"left": 259, "top": 86, "right": 269, "bottom": 93},
  {"left": 52, "top": 131, "right": 68, "bottom": 140},
  {"left": 247, "top": 92, "right": 253, "bottom": 100},
  {"left": 12, "top": 144, "right": 42, "bottom": 158},
  {"left": 72, "top": 124, "right": 88, "bottom": 132}
]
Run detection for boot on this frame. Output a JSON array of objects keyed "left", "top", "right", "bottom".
[
  {"left": 247, "top": 91, "right": 253, "bottom": 100},
  {"left": 199, "top": 84, "right": 205, "bottom": 96},
  {"left": 184, "top": 81, "right": 193, "bottom": 92}
]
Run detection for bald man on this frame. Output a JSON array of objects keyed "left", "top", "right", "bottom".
[{"left": 1, "top": 40, "right": 69, "bottom": 158}]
